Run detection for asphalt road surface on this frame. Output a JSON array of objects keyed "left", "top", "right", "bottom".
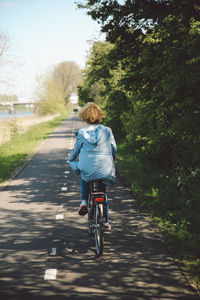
[{"left": 0, "top": 113, "right": 199, "bottom": 300}]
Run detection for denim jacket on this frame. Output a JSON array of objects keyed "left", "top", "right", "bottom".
[{"left": 68, "top": 124, "right": 117, "bottom": 185}]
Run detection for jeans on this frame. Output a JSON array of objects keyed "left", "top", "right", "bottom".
[{"left": 81, "top": 179, "right": 109, "bottom": 222}]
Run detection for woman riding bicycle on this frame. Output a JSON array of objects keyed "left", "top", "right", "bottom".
[{"left": 68, "top": 102, "right": 117, "bottom": 231}]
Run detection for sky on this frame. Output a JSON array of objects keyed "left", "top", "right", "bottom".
[{"left": 0, "top": 0, "right": 105, "bottom": 102}]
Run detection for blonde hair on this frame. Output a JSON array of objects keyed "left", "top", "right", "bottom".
[{"left": 79, "top": 102, "right": 105, "bottom": 124}]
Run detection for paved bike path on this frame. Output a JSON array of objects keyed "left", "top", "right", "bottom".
[{"left": 0, "top": 113, "right": 199, "bottom": 299}]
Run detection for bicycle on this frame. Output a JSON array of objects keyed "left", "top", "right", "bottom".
[{"left": 87, "top": 180, "right": 107, "bottom": 257}]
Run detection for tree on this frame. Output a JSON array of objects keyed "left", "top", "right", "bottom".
[
  {"left": 0, "top": 94, "right": 18, "bottom": 103},
  {"left": 77, "top": 0, "right": 200, "bottom": 41},
  {"left": 77, "top": 40, "right": 129, "bottom": 139},
  {"left": 77, "top": 41, "right": 115, "bottom": 107},
  {"left": 0, "top": 28, "right": 22, "bottom": 99},
  {"left": 34, "top": 71, "right": 65, "bottom": 115},
  {"left": 34, "top": 61, "right": 82, "bottom": 115},
  {"left": 77, "top": 0, "right": 200, "bottom": 243},
  {"left": 0, "top": 29, "right": 10, "bottom": 84},
  {"left": 51, "top": 61, "right": 81, "bottom": 104}
]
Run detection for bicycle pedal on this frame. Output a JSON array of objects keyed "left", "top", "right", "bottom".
[{"left": 103, "top": 223, "right": 112, "bottom": 232}]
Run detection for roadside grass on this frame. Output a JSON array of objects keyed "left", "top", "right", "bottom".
[
  {"left": 116, "top": 149, "right": 200, "bottom": 292},
  {"left": 152, "top": 216, "right": 200, "bottom": 289},
  {"left": 0, "top": 112, "right": 71, "bottom": 184}
]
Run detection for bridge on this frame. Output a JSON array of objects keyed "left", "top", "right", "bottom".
[
  {"left": 0, "top": 102, "right": 35, "bottom": 107},
  {"left": 0, "top": 102, "right": 35, "bottom": 114}
]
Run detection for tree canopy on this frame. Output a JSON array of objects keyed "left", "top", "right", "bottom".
[
  {"left": 52, "top": 61, "right": 81, "bottom": 104},
  {"left": 34, "top": 61, "right": 81, "bottom": 115},
  {"left": 77, "top": 0, "right": 200, "bottom": 40},
  {"left": 77, "top": 0, "right": 200, "bottom": 261}
]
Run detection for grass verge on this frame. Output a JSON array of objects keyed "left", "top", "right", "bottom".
[
  {"left": 0, "top": 111, "right": 71, "bottom": 184},
  {"left": 116, "top": 150, "right": 200, "bottom": 293}
]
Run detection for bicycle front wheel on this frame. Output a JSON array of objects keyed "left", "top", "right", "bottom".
[{"left": 94, "top": 204, "right": 104, "bottom": 257}]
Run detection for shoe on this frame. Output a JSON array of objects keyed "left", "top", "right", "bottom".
[
  {"left": 78, "top": 201, "right": 88, "bottom": 216},
  {"left": 104, "top": 223, "right": 111, "bottom": 232}
]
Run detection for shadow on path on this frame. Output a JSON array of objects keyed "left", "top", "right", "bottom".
[{"left": 0, "top": 114, "right": 199, "bottom": 300}]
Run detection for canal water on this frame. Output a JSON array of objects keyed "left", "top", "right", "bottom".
[{"left": 0, "top": 111, "right": 33, "bottom": 121}]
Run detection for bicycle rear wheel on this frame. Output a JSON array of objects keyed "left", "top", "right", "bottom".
[{"left": 94, "top": 203, "right": 104, "bottom": 257}]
